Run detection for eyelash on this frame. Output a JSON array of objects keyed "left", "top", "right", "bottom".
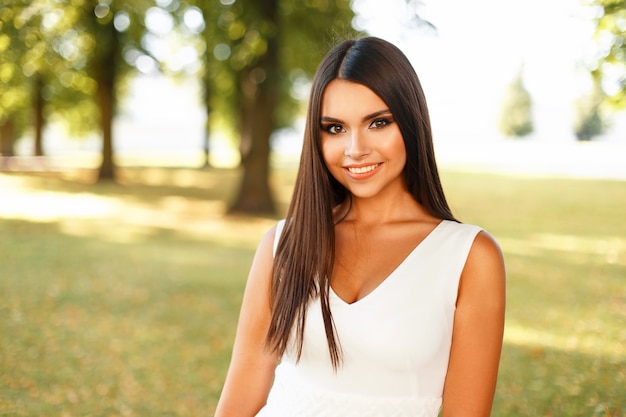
[
  {"left": 322, "top": 118, "right": 393, "bottom": 134},
  {"left": 370, "top": 118, "right": 392, "bottom": 129},
  {"left": 324, "top": 124, "right": 345, "bottom": 134}
]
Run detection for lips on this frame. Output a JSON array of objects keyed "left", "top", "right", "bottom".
[
  {"left": 347, "top": 163, "right": 380, "bottom": 174},
  {"left": 343, "top": 163, "right": 382, "bottom": 180}
]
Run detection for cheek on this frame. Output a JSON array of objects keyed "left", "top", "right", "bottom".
[
  {"left": 396, "top": 142, "right": 407, "bottom": 167},
  {"left": 321, "top": 138, "right": 342, "bottom": 167},
  {"left": 384, "top": 133, "right": 407, "bottom": 166}
]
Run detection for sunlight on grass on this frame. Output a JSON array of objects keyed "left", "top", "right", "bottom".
[
  {"left": 505, "top": 321, "right": 625, "bottom": 358},
  {"left": 0, "top": 171, "right": 274, "bottom": 247},
  {"left": 1, "top": 168, "right": 624, "bottom": 417},
  {"left": 501, "top": 234, "right": 625, "bottom": 266}
]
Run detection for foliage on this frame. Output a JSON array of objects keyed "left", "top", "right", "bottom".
[
  {"left": 1, "top": 0, "right": 99, "bottom": 138},
  {"left": 573, "top": 75, "right": 607, "bottom": 141},
  {"left": 591, "top": 0, "right": 626, "bottom": 109},
  {"left": 498, "top": 69, "right": 534, "bottom": 138},
  {"left": 158, "top": 0, "right": 358, "bottom": 213},
  {"left": 171, "top": 0, "right": 357, "bottom": 136},
  {"left": 1, "top": 167, "right": 625, "bottom": 416},
  {"left": 0, "top": 0, "right": 166, "bottom": 178},
  {"left": 0, "top": 1, "right": 34, "bottom": 150}
]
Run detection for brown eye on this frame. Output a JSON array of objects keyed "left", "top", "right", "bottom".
[
  {"left": 325, "top": 124, "right": 345, "bottom": 134},
  {"left": 370, "top": 118, "right": 391, "bottom": 129}
]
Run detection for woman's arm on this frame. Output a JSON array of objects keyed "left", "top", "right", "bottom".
[
  {"left": 214, "top": 227, "right": 280, "bottom": 417},
  {"left": 441, "top": 230, "right": 506, "bottom": 417}
]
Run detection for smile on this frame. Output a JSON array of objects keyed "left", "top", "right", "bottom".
[{"left": 347, "top": 163, "right": 380, "bottom": 174}]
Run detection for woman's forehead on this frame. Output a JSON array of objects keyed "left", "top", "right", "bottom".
[{"left": 320, "top": 80, "right": 388, "bottom": 119}]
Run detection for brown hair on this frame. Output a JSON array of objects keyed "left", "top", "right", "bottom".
[{"left": 265, "top": 37, "right": 456, "bottom": 369}]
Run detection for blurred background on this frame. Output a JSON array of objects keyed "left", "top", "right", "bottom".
[
  {"left": 1, "top": 0, "right": 625, "bottom": 189},
  {"left": 1, "top": 0, "right": 625, "bottom": 416}
]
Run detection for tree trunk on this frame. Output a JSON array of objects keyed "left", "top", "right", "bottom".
[
  {"left": 0, "top": 119, "right": 15, "bottom": 157},
  {"left": 33, "top": 76, "right": 45, "bottom": 156},
  {"left": 229, "top": 0, "right": 279, "bottom": 215},
  {"left": 202, "top": 79, "right": 212, "bottom": 168},
  {"left": 95, "top": 14, "right": 118, "bottom": 182},
  {"left": 0, "top": 118, "right": 15, "bottom": 156},
  {"left": 97, "top": 75, "right": 115, "bottom": 181}
]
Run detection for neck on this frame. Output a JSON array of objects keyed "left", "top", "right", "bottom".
[{"left": 337, "top": 191, "right": 433, "bottom": 226}]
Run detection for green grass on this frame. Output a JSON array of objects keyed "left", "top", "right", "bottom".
[{"left": 0, "top": 166, "right": 624, "bottom": 416}]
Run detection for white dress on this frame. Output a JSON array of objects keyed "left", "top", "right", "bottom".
[{"left": 256, "top": 219, "right": 482, "bottom": 417}]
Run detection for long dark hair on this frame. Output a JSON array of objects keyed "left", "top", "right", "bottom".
[{"left": 265, "top": 37, "right": 457, "bottom": 369}]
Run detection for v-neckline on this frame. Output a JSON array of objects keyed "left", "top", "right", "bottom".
[{"left": 330, "top": 220, "right": 447, "bottom": 307}]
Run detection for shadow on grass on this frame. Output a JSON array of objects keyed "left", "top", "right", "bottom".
[
  {"left": 1, "top": 218, "right": 253, "bottom": 416},
  {"left": 1, "top": 166, "right": 295, "bottom": 217},
  {"left": 495, "top": 249, "right": 625, "bottom": 417},
  {"left": 495, "top": 341, "right": 625, "bottom": 417}
]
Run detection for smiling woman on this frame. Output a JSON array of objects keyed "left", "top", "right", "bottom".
[
  {"left": 215, "top": 37, "right": 506, "bottom": 417},
  {"left": 320, "top": 80, "right": 407, "bottom": 200}
]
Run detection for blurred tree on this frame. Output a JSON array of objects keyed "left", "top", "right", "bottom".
[
  {"left": 1, "top": 1, "right": 102, "bottom": 158},
  {"left": 174, "top": 0, "right": 357, "bottom": 214},
  {"left": 0, "top": 0, "right": 155, "bottom": 179},
  {"left": 498, "top": 69, "right": 534, "bottom": 138},
  {"left": 591, "top": 0, "right": 626, "bottom": 109},
  {"left": 573, "top": 73, "right": 607, "bottom": 140},
  {"left": 0, "top": 2, "right": 30, "bottom": 156},
  {"left": 77, "top": 0, "right": 156, "bottom": 181}
]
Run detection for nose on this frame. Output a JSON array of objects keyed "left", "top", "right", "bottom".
[{"left": 344, "top": 130, "right": 370, "bottom": 159}]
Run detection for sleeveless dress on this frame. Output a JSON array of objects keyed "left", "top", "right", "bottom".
[{"left": 256, "top": 219, "right": 482, "bottom": 417}]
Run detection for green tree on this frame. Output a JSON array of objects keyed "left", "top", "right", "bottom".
[
  {"left": 76, "top": 0, "right": 156, "bottom": 181},
  {"left": 0, "top": 1, "right": 30, "bottom": 156},
  {"left": 175, "top": 0, "right": 356, "bottom": 214},
  {"left": 573, "top": 74, "right": 607, "bottom": 141},
  {"left": 591, "top": 0, "right": 626, "bottom": 109},
  {"left": 1, "top": 1, "right": 101, "bottom": 158},
  {"left": 498, "top": 69, "right": 534, "bottom": 138},
  {"left": 1, "top": 0, "right": 155, "bottom": 179}
]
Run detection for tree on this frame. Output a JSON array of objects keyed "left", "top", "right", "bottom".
[
  {"left": 591, "top": 0, "right": 626, "bottom": 109},
  {"left": 1, "top": 0, "right": 101, "bottom": 159},
  {"left": 76, "top": 0, "right": 156, "bottom": 181},
  {"left": 0, "top": 1, "right": 30, "bottom": 157},
  {"left": 176, "top": 0, "right": 357, "bottom": 215},
  {"left": 498, "top": 69, "right": 534, "bottom": 138},
  {"left": 573, "top": 74, "right": 607, "bottom": 140},
  {"left": 0, "top": 0, "right": 155, "bottom": 179}
]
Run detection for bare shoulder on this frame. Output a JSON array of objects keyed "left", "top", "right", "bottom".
[
  {"left": 459, "top": 229, "right": 506, "bottom": 305},
  {"left": 246, "top": 224, "right": 280, "bottom": 289},
  {"left": 468, "top": 230, "right": 504, "bottom": 267},
  {"left": 258, "top": 223, "right": 279, "bottom": 256}
]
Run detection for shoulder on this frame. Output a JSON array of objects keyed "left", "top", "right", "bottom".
[
  {"left": 467, "top": 229, "right": 505, "bottom": 272},
  {"left": 458, "top": 228, "right": 506, "bottom": 306},
  {"left": 257, "top": 222, "right": 282, "bottom": 261},
  {"left": 244, "top": 221, "right": 283, "bottom": 286}
]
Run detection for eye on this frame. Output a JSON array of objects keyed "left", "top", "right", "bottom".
[
  {"left": 323, "top": 124, "right": 345, "bottom": 134},
  {"left": 369, "top": 118, "right": 392, "bottom": 129}
]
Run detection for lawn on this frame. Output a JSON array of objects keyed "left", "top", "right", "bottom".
[{"left": 0, "top": 165, "right": 624, "bottom": 416}]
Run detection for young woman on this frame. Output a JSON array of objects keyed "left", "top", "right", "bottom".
[{"left": 215, "top": 37, "right": 506, "bottom": 417}]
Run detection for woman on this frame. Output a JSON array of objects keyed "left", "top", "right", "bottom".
[{"left": 215, "top": 37, "right": 506, "bottom": 417}]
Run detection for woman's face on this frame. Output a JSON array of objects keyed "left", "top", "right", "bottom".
[{"left": 320, "top": 79, "right": 407, "bottom": 201}]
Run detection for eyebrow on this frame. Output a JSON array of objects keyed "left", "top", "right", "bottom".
[{"left": 320, "top": 109, "right": 393, "bottom": 124}]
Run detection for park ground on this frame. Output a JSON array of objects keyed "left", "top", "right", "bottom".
[{"left": 0, "top": 145, "right": 625, "bottom": 416}]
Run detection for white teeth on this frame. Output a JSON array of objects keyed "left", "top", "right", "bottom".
[{"left": 348, "top": 164, "right": 379, "bottom": 174}]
